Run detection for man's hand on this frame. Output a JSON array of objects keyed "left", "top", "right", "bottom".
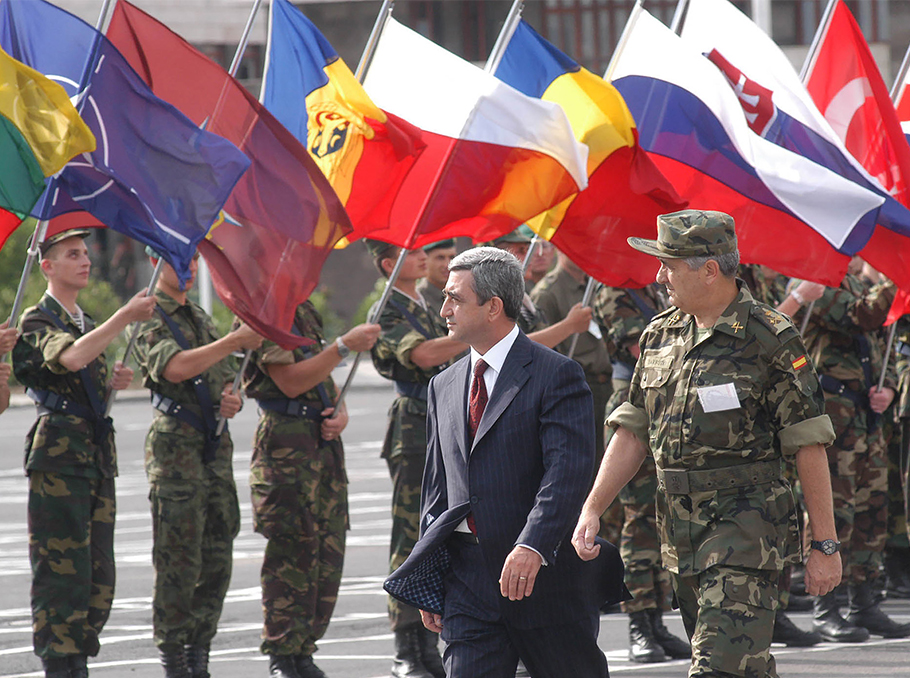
[
  {"left": 571, "top": 509, "right": 602, "bottom": 561},
  {"left": 420, "top": 609, "right": 443, "bottom": 633},
  {"left": 0, "top": 321, "right": 18, "bottom": 355},
  {"left": 123, "top": 290, "right": 157, "bottom": 323},
  {"left": 499, "top": 545, "right": 543, "bottom": 601},
  {"left": 869, "top": 386, "right": 895, "bottom": 414},
  {"left": 794, "top": 280, "right": 826, "bottom": 303},
  {"left": 564, "top": 303, "right": 593, "bottom": 334},
  {"left": 320, "top": 405, "right": 348, "bottom": 440},
  {"left": 109, "top": 361, "right": 134, "bottom": 391},
  {"left": 0, "top": 362, "right": 11, "bottom": 389},
  {"left": 230, "top": 323, "right": 264, "bottom": 352},
  {"left": 219, "top": 384, "right": 243, "bottom": 419},
  {"left": 804, "top": 550, "right": 842, "bottom": 597},
  {"left": 341, "top": 323, "right": 381, "bottom": 352}
]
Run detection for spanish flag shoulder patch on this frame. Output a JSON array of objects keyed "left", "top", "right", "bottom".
[{"left": 792, "top": 355, "right": 808, "bottom": 370}]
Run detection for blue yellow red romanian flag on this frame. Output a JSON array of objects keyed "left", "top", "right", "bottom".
[
  {"left": 496, "top": 20, "right": 685, "bottom": 287},
  {"left": 262, "top": 0, "right": 424, "bottom": 246}
]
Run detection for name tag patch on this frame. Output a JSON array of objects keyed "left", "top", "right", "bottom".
[
  {"left": 697, "top": 382, "right": 741, "bottom": 413},
  {"left": 643, "top": 356, "right": 673, "bottom": 370}
]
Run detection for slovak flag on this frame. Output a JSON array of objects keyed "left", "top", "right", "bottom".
[
  {"left": 361, "top": 17, "right": 589, "bottom": 249},
  {"left": 613, "top": 10, "right": 884, "bottom": 286},
  {"left": 681, "top": 0, "right": 910, "bottom": 291}
]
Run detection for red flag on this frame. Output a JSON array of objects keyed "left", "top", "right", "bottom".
[
  {"left": 804, "top": 0, "right": 910, "bottom": 293},
  {"left": 886, "top": 289, "right": 910, "bottom": 326},
  {"left": 0, "top": 208, "right": 22, "bottom": 252},
  {"left": 108, "top": 1, "right": 352, "bottom": 349}
]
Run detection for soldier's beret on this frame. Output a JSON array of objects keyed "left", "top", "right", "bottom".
[
  {"left": 363, "top": 239, "right": 396, "bottom": 259},
  {"left": 422, "top": 239, "right": 456, "bottom": 253},
  {"left": 628, "top": 209, "right": 737, "bottom": 259}
]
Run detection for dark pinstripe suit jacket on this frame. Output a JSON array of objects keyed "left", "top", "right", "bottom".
[{"left": 384, "top": 330, "right": 627, "bottom": 628}]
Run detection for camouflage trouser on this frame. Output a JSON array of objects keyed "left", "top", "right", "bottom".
[
  {"left": 251, "top": 440, "right": 348, "bottom": 656},
  {"left": 148, "top": 476, "right": 239, "bottom": 649},
  {"left": 887, "top": 418, "right": 909, "bottom": 548},
  {"left": 28, "top": 471, "right": 115, "bottom": 659},
  {"left": 618, "top": 454, "right": 672, "bottom": 613},
  {"left": 386, "top": 453, "right": 425, "bottom": 631},
  {"left": 810, "top": 395, "right": 889, "bottom": 583},
  {"left": 673, "top": 566, "right": 779, "bottom": 678}
]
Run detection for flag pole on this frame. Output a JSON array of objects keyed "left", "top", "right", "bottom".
[
  {"left": 215, "top": 349, "right": 252, "bottom": 436},
  {"left": 605, "top": 0, "right": 643, "bottom": 82},
  {"left": 355, "top": 0, "right": 395, "bottom": 82},
  {"left": 484, "top": 0, "right": 524, "bottom": 74},
  {"left": 890, "top": 42, "right": 910, "bottom": 102},
  {"left": 522, "top": 234, "right": 539, "bottom": 273},
  {"left": 5, "top": 216, "right": 51, "bottom": 332},
  {"left": 798, "top": 0, "right": 837, "bottom": 82},
  {"left": 566, "top": 276, "right": 596, "bottom": 360},
  {"left": 670, "top": 0, "right": 690, "bottom": 34}
]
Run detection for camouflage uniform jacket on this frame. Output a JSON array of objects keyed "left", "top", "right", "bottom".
[
  {"left": 243, "top": 301, "right": 340, "bottom": 478},
  {"left": 13, "top": 294, "right": 115, "bottom": 479},
  {"left": 896, "top": 314, "right": 910, "bottom": 418},
  {"left": 796, "top": 275, "right": 896, "bottom": 394},
  {"left": 740, "top": 265, "right": 788, "bottom": 307},
  {"left": 593, "top": 284, "right": 667, "bottom": 378},
  {"left": 608, "top": 282, "right": 835, "bottom": 575},
  {"left": 416, "top": 279, "right": 446, "bottom": 319},
  {"left": 135, "top": 289, "right": 236, "bottom": 482},
  {"left": 370, "top": 288, "right": 450, "bottom": 458}
]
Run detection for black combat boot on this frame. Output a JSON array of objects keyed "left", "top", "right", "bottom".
[
  {"left": 812, "top": 589, "right": 870, "bottom": 642},
  {"left": 772, "top": 609, "right": 822, "bottom": 647},
  {"left": 846, "top": 581, "right": 910, "bottom": 638},
  {"left": 68, "top": 655, "right": 89, "bottom": 678},
  {"left": 269, "top": 654, "right": 301, "bottom": 678},
  {"left": 648, "top": 608, "right": 691, "bottom": 659},
  {"left": 41, "top": 657, "right": 69, "bottom": 678},
  {"left": 417, "top": 627, "right": 445, "bottom": 678},
  {"left": 628, "top": 610, "right": 667, "bottom": 663},
  {"left": 391, "top": 625, "right": 434, "bottom": 678},
  {"left": 159, "top": 646, "right": 192, "bottom": 678},
  {"left": 884, "top": 547, "right": 910, "bottom": 599},
  {"left": 295, "top": 654, "right": 328, "bottom": 678},
  {"left": 185, "top": 645, "right": 210, "bottom": 678}
]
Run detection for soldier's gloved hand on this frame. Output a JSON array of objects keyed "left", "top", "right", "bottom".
[
  {"left": 109, "top": 361, "right": 134, "bottom": 391},
  {"left": 219, "top": 385, "right": 243, "bottom": 419},
  {"left": 564, "top": 303, "right": 593, "bottom": 334},
  {"left": 341, "top": 323, "right": 381, "bottom": 353},
  {"left": 230, "top": 323, "right": 264, "bottom": 351},
  {"left": 123, "top": 290, "right": 158, "bottom": 322},
  {"left": 0, "top": 362, "right": 11, "bottom": 389},
  {"left": 869, "top": 386, "right": 895, "bottom": 414},
  {"left": 0, "top": 321, "right": 18, "bottom": 355},
  {"left": 320, "top": 405, "right": 348, "bottom": 440}
]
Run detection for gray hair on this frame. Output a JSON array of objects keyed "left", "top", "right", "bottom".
[
  {"left": 685, "top": 250, "right": 740, "bottom": 277},
  {"left": 449, "top": 246, "right": 523, "bottom": 321}
]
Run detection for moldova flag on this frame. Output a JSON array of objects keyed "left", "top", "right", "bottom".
[
  {"left": 496, "top": 20, "right": 686, "bottom": 287},
  {"left": 262, "top": 0, "right": 424, "bottom": 245},
  {"left": 0, "top": 46, "right": 95, "bottom": 249}
]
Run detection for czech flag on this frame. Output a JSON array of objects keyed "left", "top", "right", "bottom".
[
  {"left": 0, "top": 46, "right": 95, "bottom": 249},
  {"left": 262, "top": 0, "right": 424, "bottom": 245},
  {"left": 681, "top": 0, "right": 910, "bottom": 290},
  {"left": 613, "top": 10, "right": 884, "bottom": 286},
  {"left": 361, "top": 17, "right": 589, "bottom": 249},
  {"left": 495, "top": 20, "right": 685, "bottom": 287}
]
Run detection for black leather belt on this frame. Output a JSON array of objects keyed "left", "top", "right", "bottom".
[
  {"left": 658, "top": 459, "right": 782, "bottom": 494},
  {"left": 257, "top": 399, "right": 324, "bottom": 420}
]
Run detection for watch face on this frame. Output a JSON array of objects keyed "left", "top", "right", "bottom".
[{"left": 815, "top": 539, "right": 839, "bottom": 555}]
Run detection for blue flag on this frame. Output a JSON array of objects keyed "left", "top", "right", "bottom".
[{"left": 0, "top": 0, "right": 250, "bottom": 285}]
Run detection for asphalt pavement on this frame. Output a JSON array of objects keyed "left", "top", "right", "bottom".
[{"left": 0, "top": 362, "right": 908, "bottom": 677}]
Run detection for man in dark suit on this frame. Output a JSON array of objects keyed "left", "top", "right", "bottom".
[{"left": 384, "top": 247, "right": 625, "bottom": 678}]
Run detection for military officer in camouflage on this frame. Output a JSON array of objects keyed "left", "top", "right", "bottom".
[
  {"left": 790, "top": 261, "right": 910, "bottom": 642},
  {"left": 242, "top": 300, "right": 379, "bottom": 678},
  {"left": 365, "top": 240, "right": 466, "bottom": 678},
  {"left": 13, "top": 228, "right": 156, "bottom": 678},
  {"left": 0, "top": 321, "right": 18, "bottom": 414},
  {"left": 592, "top": 282, "right": 692, "bottom": 663},
  {"left": 416, "top": 239, "right": 457, "bottom": 318},
  {"left": 135, "top": 248, "right": 264, "bottom": 678},
  {"left": 574, "top": 210, "right": 842, "bottom": 678}
]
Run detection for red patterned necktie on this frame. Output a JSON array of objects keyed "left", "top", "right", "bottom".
[{"left": 468, "top": 359, "right": 489, "bottom": 441}]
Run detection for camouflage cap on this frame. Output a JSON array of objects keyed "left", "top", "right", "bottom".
[
  {"left": 487, "top": 228, "right": 532, "bottom": 247},
  {"left": 422, "top": 238, "right": 456, "bottom": 253},
  {"left": 38, "top": 228, "right": 92, "bottom": 256},
  {"left": 628, "top": 209, "right": 737, "bottom": 259},
  {"left": 363, "top": 239, "right": 396, "bottom": 259}
]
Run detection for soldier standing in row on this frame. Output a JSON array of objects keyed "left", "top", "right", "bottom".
[
  {"left": 592, "top": 282, "right": 691, "bottom": 663},
  {"left": 574, "top": 210, "right": 842, "bottom": 678},
  {"left": 242, "top": 300, "right": 380, "bottom": 678},
  {"left": 365, "top": 241, "right": 466, "bottom": 678},
  {"left": 135, "top": 248, "right": 264, "bottom": 678},
  {"left": 0, "top": 321, "right": 17, "bottom": 414},
  {"left": 793, "top": 260, "right": 910, "bottom": 642},
  {"left": 13, "top": 228, "right": 157, "bottom": 678},
  {"left": 416, "top": 239, "right": 457, "bottom": 318}
]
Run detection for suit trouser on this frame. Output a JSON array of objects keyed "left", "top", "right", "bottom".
[{"left": 440, "top": 539, "right": 608, "bottom": 678}]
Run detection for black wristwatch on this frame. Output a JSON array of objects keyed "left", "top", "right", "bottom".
[{"left": 810, "top": 539, "right": 841, "bottom": 556}]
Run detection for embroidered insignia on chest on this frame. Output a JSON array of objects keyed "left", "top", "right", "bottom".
[{"left": 792, "top": 355, "right": 807, "bottom": 370}]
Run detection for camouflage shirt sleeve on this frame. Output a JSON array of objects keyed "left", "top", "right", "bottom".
[
  {"left": 259, "top": 341, "right": 296, "bottom": 366},
  {"left": 135, "top": 314, "right": 182, "bottom": 385},
  {"left": 19, "top": 321, "right": 76, "bottom": 376},
  {"left": 809, "top": 278, "right": 895, "bottom": 335}
]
